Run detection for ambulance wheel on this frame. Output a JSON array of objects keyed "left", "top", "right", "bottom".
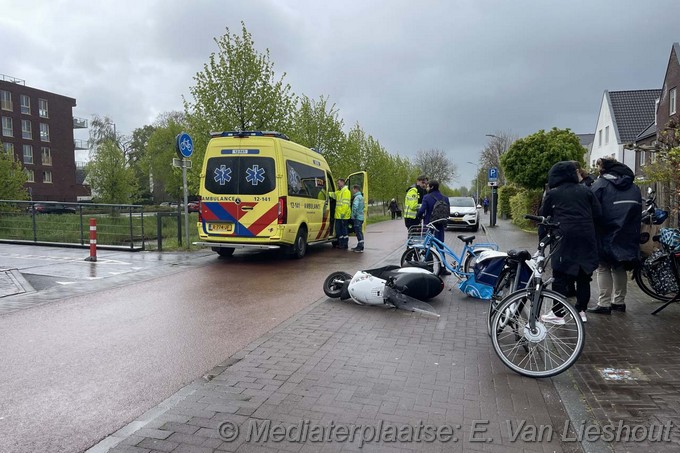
[
  {"left": 291, "top": 226, "right": 308, "bottom": 259},
  {"left": 323, "top": 272, "right": 351, "bottom": 298},
  {"left": 212, "top": 247, "right": 235, "bottom": 257}
]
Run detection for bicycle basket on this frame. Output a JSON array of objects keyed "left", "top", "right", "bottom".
[
  {"left": 659, "top": 227, "right": 680, "bottom": 252},
  {"left": 407, "top": 224, "right": 430, "bottom": 246},
  {"left": 642, "top": 250, "right": 679, "bottom": 295}
]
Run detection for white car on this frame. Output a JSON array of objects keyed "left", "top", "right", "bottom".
[{"left": 447, "top": 197, "right": 479, "bottom": 231}]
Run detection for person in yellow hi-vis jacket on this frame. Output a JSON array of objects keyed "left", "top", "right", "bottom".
[
  {"left": 330, "top": 178, "right": 352, "bottom": 249},
  {"left": 404, "top": 175, "right": 428, "bottom": 230}
]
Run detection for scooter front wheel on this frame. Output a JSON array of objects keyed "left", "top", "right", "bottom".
[{"left": 323, "top": 272, "right": 352, "bottom": 298}]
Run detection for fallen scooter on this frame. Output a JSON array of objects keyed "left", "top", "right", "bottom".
[{"left": 323, "top": 265, "right": 443, "bottom": 317}]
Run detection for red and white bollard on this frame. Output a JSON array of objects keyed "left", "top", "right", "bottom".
[{"left": 84, "top": 218, "right": 97, "bottom": 262}]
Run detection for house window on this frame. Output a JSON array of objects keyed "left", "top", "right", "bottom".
[
  {"left": 671, "top": 87, "right": 677, "bottom": 115},
  {"left": 22, "top": 119, "right": 32, "bottom": 139},
  {"left": 23, "top": 144, "right": 33, "bottom": 164},
  {"left": 605, "top": 126, "right": 610, "bottom": 145},
  {"left": 598, "top": 129, "right": 602, "bottom": 147},
  {"left": 651, "top": 151, "right": 657, "bottom": 164},
  {"left": 39, "top": 99, "right": 48, "bottom": 118},
  {"left": 41, "top": 147, "right": 52, "bottom": 165},
  {"left": 43, "top": 170, "right": 52, "bottom": 183},
  {"left": 0, "top": 90, "right": 11, "bottom": 111},
  {"left": 2, "top": 116, "right": 13, "bottom": 137},
  {"left": 20, "top": 95, "right": 31, "bottom": 114},
  {"left": 40, "top": 123, "right": 50, "bottom": 142},
  {"left": 25, "top": 168, "right": 34, "bottom": 183},
  {"left": 639, "top": 151, "right": 646, "bottom": 167},
  {"left": 3, "top": 142, "right": 14, "bottom": 156}
]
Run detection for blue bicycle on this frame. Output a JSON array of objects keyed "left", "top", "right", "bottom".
[{"left": 400, "top": 219, "right": 498, "bottom": 277}]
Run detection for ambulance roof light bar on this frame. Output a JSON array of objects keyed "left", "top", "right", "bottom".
[{"left": 209, "top": 130, "right": 290, "bottom": 140}]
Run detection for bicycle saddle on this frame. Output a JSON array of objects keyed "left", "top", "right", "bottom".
[
  {"left": 457, "top": 235, "right": 476, "bottom": 244},
  {"left": 507, "top": 249, "right": 532, "bottom": 262}
]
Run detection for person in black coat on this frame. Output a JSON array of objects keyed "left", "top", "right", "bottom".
[
  {"left": 539, "top": 161, "right": 602, "bottom": 323},
  {"left": 588, "top": 158, "right": 642, "bottom": 314}
]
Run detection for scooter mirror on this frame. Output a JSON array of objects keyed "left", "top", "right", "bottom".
[{"left": 648, "top": 187, "right": 654, "bottom": 195}]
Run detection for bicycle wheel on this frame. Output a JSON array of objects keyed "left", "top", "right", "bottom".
[
  {"left": 400, "top": 246, "right": 442, "bottom": 275},
  {"left": 487, "top": 268, "right": 514, "bottom": 336},
  {"left": 463, "top": 248, "right": 493, "bottom": 274},
  {"left": 634, "top": 266, "right": 677, "bottom": 302},
  {"left": 490, "top": 289, "right": 585, "bottom": 378}
]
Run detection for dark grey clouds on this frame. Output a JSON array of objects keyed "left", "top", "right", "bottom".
[{"left": 2, "top": 0, "right": 678, "bottom": 186}]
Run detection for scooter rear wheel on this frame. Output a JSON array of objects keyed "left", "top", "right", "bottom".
[{"left": 323, "top": 272, "right": 352, "bottom": 298}]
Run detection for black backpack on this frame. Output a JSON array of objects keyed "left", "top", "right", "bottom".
[{"left": 430, "top": 198, "right": 449, "bottom": 223}]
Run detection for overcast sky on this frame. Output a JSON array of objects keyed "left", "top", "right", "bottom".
[{"left": 2, "top": 0, "right": 678, "bottom": 187}]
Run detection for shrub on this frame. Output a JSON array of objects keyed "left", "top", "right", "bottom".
[
  {"left": 509, "top": 189, "right": 544, "bottom": 230},
  {"left": 498, "top": 185, "right": 520, "bottom": 219}
]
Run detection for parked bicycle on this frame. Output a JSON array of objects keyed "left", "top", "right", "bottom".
[
  {"left": 636, "top": 226, "right": 680, "bottom": 314},
  {"left": 632, "top": 188, "right": 679, "bottom": 308},
  {"left": 489, "top": 215, "right": 585, "bottom": 378},
  {"left": 401, "top": 219, "right": 498, "bottom": 278}
]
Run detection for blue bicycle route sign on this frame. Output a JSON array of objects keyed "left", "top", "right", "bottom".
[{"left": 176, "top": 132, "right": 194, "bottom": 159}]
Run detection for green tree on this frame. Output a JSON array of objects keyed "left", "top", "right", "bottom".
[
  {"left": 501, "top": 128, "right": 585, "bottom": 190},
  {"left": 288, "top": 95, "right": 345, "bottom": 171},
  {"left": 86, "top": 140, "right": 138, "bottom": 203},
  {"left": 128, "top": 124, "right": 157, "bottom": 201},
  {"left": 144, "top": 117, "right": 187, "bottom": 200},
  {"left": 0, "top": 148, "right": 28, "bottom": 200},
  {"left": 184, "top": 22, "right": 297, "bottom": 191}
]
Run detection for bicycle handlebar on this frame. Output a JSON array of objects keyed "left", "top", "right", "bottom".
[{"left": 524, "top": 215, "right": 559, "bottom": 229}]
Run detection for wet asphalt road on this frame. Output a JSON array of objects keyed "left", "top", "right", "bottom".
[{"left": 0, "top": 221, "right": 406, "bottom": 453}]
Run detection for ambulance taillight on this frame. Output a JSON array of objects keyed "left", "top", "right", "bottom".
[{"left": 278, "top": 197, "right": 287, "bottom": 224}]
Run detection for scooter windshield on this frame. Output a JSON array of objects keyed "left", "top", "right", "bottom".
[{"left": 384, "top": 286, "right": 440, "bottom": 318}]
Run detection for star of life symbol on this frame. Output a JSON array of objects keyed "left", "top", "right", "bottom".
[
  {"left": 214, "top": 165, "right": 232, "bottom": 185},
  {"left": 246, "top": 164, "right": 266, "bottom": 185}
]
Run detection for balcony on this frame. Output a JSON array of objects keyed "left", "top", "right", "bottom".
[
  {"left": 73, "top": 117, "right": 88, "bottom": 129},
  {"left": 74, "top": 139, "right": 88, "bottom": 150},
  {"left": 0, "top": 74, "right": 25, "bottom": 85}
]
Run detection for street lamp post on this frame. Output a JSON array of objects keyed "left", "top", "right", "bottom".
[{"left": 466, "top": 161, "right": 479, "bottom": 204}]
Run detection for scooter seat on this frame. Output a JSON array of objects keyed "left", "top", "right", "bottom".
[{"left": 457, "top": 235, "right": 476, "bottom": 244}]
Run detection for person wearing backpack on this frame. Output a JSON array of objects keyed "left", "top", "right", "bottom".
[{"left": 417, "top": 180, "right": 449, "bottom": 243}]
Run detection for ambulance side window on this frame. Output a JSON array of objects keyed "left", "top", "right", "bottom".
[{"left": 286, "top": 160, "right": 325, "bottom": 199}]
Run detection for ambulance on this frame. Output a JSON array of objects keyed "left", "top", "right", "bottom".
[{"left": 194, "top": 131, "right": 367, "bottom": 258}]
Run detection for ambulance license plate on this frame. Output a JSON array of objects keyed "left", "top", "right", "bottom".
[{"left": 208, "top": 223, "right": 233, "bottom": 232}]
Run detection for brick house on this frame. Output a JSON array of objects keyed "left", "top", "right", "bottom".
[{"left": 1, "top": 74, "right": 89, "bottom": 201}]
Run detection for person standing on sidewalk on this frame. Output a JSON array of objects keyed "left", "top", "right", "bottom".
[
  {"left": 404, "top": 175, "right": 428, "bottom": 230},
  {"left": 539, "top": 161, "right": 601, "bottom": 324},
  {"left": 588, "top": 158, "right": 642, "bottom": 315},
  {"left": 350, "top": 185, "right": 365, "bottom": 252},
  {"left": 330, "top": 178, "right": 352, "bottom": 249}
]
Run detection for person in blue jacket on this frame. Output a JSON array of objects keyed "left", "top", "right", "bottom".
[
  {"left": 417, "top": 180, "right": 449, "bottom": 243},
  {"left": 350, "top": 184, "right": 365, "bottom": 252}
]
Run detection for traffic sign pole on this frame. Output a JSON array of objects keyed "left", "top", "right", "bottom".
[
  {"left": 488, "top": 167, "right": 499, "bottom": 227},
  {"left": 175, "top": 132, "right": 194, "bottom": 250}
]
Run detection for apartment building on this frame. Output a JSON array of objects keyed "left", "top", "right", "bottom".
[{"left": 1, "top": 74, "right": 89, "bottom": 201}]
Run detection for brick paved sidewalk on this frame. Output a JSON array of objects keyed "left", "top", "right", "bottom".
[{"left": 103, "top": 220, "right": 582, "bottom": 453}]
